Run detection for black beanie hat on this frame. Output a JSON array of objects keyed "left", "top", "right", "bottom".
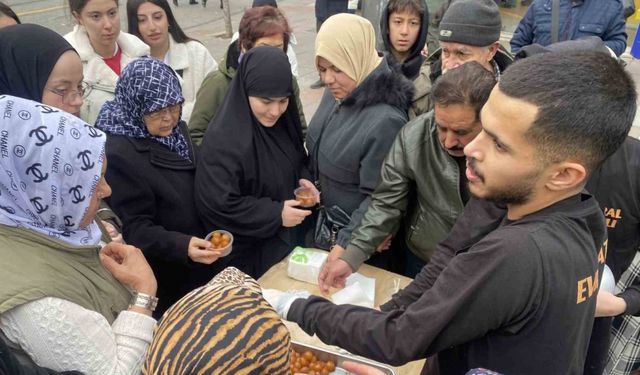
[{"left": 438, "top": 0, "right": 501, "bottom": 46}]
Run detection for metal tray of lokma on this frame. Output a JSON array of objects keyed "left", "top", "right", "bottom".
[{"left": 291, "top": 340, "right": 397, "bottom": 375}]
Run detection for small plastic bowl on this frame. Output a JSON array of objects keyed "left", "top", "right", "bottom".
[
  {"left": 294, "top": 187, "right": 320, "bottom": 208},
  {"left": 204, "top": 230, "right": 233, "bottom": 257}
]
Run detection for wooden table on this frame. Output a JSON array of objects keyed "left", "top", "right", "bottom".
[{"left": 259, "top": 256, "right": 426, "bottom": 375}]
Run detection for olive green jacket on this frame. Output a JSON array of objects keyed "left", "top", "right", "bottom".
[
  {"left": 342, "top": 111, "right": 466, "bottom": 269},
  {"left": 0, "top": 224, "right": 130, "bottom": 324},
  {"left": 409, "top": 60, "right": 433, "bottom": 119},
  {"left": 188, "top": 56, "right": 307, "bottom": 145}
]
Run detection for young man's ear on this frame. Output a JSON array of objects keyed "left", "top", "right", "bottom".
[{"left": 545, "top": 161, "right": 587, "bottom": 193}]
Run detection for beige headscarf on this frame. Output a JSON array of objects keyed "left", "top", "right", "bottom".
[{"left": 315, "top": 13, "right": 382, "bottom": 86}]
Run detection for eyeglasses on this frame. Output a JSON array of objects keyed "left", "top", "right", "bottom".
[
  {"left": 144, "top": 104, "right": 182, "bottom": 120},
  {"left": 46, "top": 82, "right": 89, "bottom": 104}
]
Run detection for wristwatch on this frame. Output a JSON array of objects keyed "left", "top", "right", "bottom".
[{"left": 129, "top": 291, "right": 158, "bottom": 312}]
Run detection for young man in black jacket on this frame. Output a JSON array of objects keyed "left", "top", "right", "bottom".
[
  {"left": 509, "top": 38, "right": 640, "bottom": 375},
  {"left": 263, "top": 51, "right": 637, "bottom": 374}
]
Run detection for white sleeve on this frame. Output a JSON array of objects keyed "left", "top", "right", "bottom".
[
  {"left": 0, "top": 297, "right": 156, "bottom": 375},
  {"left": 182, "top": 43, "right": 218, "bottom": 124},
  {"left": 287, "top": 44, "right": 299, "bottom": 78}
]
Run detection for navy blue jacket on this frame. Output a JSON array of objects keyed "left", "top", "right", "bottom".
[
  {"left": 510, "top": 0, "right": 627, "bottom": 56},
  {"left": 315, "top": 0, "right": 348, "bottom": 23}
]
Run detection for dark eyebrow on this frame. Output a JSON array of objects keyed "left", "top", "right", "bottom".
[
  {"left": 138, "top": 11, "right": 162, "bottom": 16},
  {"left": 88, "top": 7, "right": 117, "bottom": 14},
  {"left": 50, "top": 79, "right": 73, "bottom": 85},
  {"left": 483, "top": 126, "right": 512, "bottom": 151}
]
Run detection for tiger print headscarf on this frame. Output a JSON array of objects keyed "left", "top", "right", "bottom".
[{"left": 144, "top": 267, "right": 291, "bottom": 375}]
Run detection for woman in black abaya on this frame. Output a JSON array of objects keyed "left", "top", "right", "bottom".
[{"left": 195, "top": 46, "right": 315, "bottom": 278}]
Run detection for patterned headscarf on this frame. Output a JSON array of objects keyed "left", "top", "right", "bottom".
[
  {"left": 0, "top": 95, "right": 106, "bottom": 247},
  {"left": 95, "top": 58, "right": 189, "bottom": 160}
]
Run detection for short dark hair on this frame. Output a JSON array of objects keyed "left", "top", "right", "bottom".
[
  {"left": 499, "top": 51, "right": 636, "bottom": 172},
  {"left": 0, "top": 2, "right": 20, "bottom": 24},
  {"left": 126, "top": 0, "right": 195, "bottom": 44},
  {"left": 387, "top": 0, "right": 426, "bottom": 18},
  {"left": 238, "top": 6, "right": 291, "bottom": 53},
  {"left": 69, "top": 0, "right": 119, "bottom": 14},
  {"left": 432, "top": 61, "right": 496, "bottom": 119}
]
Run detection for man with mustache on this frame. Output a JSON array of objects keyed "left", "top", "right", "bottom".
[
  {"left": 321, "top": 0, "right": 514, "bottom": 285},
  {"left": 266, "top": 51, "right": 636, "bottom": 374},
  {"left": 427, "top": 0, "right": 513, "bottom": 83},
  {"left": 320, "top": 61, "right": 495, "bottom": 290}
]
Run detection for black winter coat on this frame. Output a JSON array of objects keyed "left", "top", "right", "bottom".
[
  {"left": 306, "top": 59, "right": 414, "bottom": 250},
  {"left": 105, "top": 122, "right": 224, "bottom": 316}
]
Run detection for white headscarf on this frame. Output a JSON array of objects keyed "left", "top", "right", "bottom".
[{"left": 0, "top": 95, "right": 106, "bottom": 246}]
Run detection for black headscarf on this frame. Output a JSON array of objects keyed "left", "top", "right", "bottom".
[
  {"left": 252, "top": 0, "right": 277, "bottom": 7},
  {"left": 380, "top": 0, "right": 429, "bottom": 80},
  {"left": 196, "top": 46, "right": 305, "bottom": 239},
  {"left": 0, "top": 24, "right": 75, "bottom": 102},
  {"left": 225, "top": 39, "right": 241, "bottom": 72}
]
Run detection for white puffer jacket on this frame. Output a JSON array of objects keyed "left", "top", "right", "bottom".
[{"left": 166, "top": 36, "right": 218, "bottom": 124}]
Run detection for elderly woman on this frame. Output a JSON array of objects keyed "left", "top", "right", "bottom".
[
  {"left": 95, "top": 57, "right": 222, "bottom": 317},
  {"left": 194, "top": 46, "right": 314, "bottom": 279},
  {"left": 308, "top": 14, "right": 413, "bottom": 261},
  {"left": 0, "top": 95, "right": 158, "bottom": 375}
]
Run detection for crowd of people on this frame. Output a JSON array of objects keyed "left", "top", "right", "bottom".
[{"left": 0, "top": 0, "right": 639, "bottom": 374}]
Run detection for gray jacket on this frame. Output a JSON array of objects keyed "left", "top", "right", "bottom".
[
  {"left": 343, "top": 111, "right": 465, "bottom": 268},
  {"left": 306, "top": 59, "right": 414, "bottom": 249}
]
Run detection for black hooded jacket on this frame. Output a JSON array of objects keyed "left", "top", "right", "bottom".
[{"left": 380, "top": 0, "right": 429, "bottom": 81}]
